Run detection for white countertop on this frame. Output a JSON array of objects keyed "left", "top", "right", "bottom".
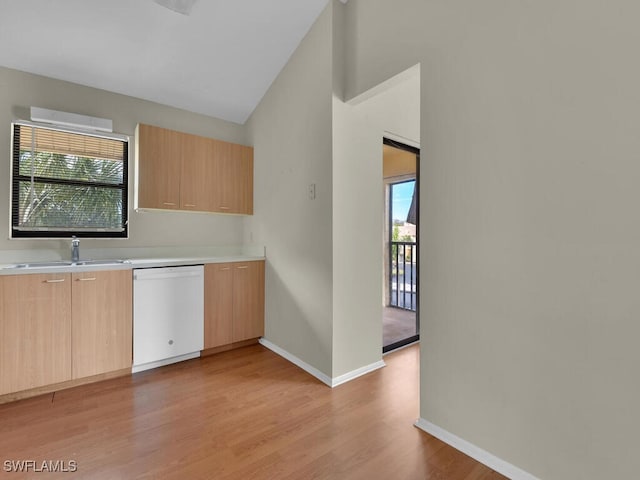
[
  {"left": 128, "top": 254, "right": 266, "bottom": 268},
  {"left": 0, "top": 246, "right": 265, "bottom": 276}
]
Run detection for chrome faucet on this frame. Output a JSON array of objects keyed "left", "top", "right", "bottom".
[{"left": 71, "top": 236, "right": 80, "bottom": 263}]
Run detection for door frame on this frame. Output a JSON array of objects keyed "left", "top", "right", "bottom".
[{"left": 383, "top": 137, "right": 420, "bottom": 353}]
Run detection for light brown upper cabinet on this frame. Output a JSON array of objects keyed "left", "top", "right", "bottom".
[
  {"left": 136, "top": 123, "right": 254, "bottom": 215},
  {"left": 181, "top": 132, "right": 214, "bottom": 212},
  {"left": 213, "top": 140, "right": 254, "bottom": 215},
  {"left": 137, "top": 124, "right": 182, "bottom": 210}
]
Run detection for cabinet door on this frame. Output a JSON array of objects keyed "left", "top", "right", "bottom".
[
  {"left": 0, "top": 274, "right": 72, "bottom": 395},
  {"left": 212, "top": 141, "right": 253, "bottom": 215},
  {"left": 231, "top": 144, "right": 254, "bottom": 215},
  {"left": 72, "top": 270, "right": 132, "bottom": 379},
  {"left": 204, "top": 263, "right": 233, "bottom": 348},
  {"left": 232, "top": 261, "right": 265, "bottom": 342},
  {"left": 181, "top": 133, "right": 214, "bottom": 211},
  {"left": 211, "top": 139, "right": 233, "bottom": 213},
  {"left": 137, "top": 123, "right": 182, "bottom": 210}
]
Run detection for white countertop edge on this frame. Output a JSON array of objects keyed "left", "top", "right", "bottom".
[
  {"left": 128, "top": 255, "right": 266, "bottom": 268},
  {"left": 0, "top": 255, "right": 266, "bottom": 276}
]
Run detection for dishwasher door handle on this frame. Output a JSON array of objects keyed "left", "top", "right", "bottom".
[{"left": 134, "top": 270, "right": 203, "bottom": 281}]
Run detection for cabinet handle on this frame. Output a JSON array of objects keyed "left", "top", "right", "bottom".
[
  {"left": 184, "top": 203, "right": 196, "bottom": 207},
  {"left": 44, "top": 279, "right": 65, "bottom": 283},
  {"left": 163, "top": 202, "right": 177, "bottom": 206},
  {"left": 236, "top": 266, "right": 249, "bottom": 270},
  {"left": 219, "top": 206, "right": 230, "bottom": 210},
  {"left": 221, "top": 267, "right": 231, "bottom": 271},
  {"left": 77, "top": 277, "right": 97, "bottom": 281}
]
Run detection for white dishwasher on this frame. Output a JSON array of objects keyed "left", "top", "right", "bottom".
[{"left": 132, "top": 265, "right": 204, "bottom": 373}]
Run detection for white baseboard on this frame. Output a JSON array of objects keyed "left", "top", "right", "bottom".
[
  {"left": 259, "top": 338, "right": 385, "bottom": 388},
  {"left": 259, "top": 338, "right": 333, "bottom": 386},
  {"left": 132, "top": 351, "right": 201, "bottom": 373},
  {"left": 331, "top": 360, "right": 385, "bottom": 387},
  {"left": 414, "top": 418, "right": 540, "bottom": 480}
]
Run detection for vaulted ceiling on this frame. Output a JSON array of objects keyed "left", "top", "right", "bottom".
[{"left": 0, "top": 0, "right": 332, "bottom": 124}]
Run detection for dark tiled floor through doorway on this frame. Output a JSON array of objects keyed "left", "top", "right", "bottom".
[{"left": 383, "top": 306, "right": 417, "bottom": 347}]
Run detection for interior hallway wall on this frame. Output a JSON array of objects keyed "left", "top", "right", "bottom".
[
  {"left": 343, "top": 1, "right": 640, "bottom": 478},
  {"left": 246, "top": 0, "right": 421, "bottom": 380},
  {"left": 331, "top": 61, "right": 420, "bottom": 377},
  {"left": 331, "top": 98, "right": 382, "bottom": 377},
  {"left": 244, "top": 4, "right": 335, "bottom": 376}
]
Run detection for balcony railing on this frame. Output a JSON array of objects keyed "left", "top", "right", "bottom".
[{"left": 390, "top": 241, "right": 417, "bottom": 311}]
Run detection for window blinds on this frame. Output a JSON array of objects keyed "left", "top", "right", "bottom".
[{"left": 11, "top": 123, "right": 128, "bottom": 237}]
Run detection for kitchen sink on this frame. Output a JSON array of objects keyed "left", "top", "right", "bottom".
[
  {"left": 3, "top": 259, "right": 131, "bottom": 269},
  {"left": 4, "top": 261, "right": 74, "bottom": 269},
  {"left": 74, "top": 259, "right": 131, "bottom": 266}
]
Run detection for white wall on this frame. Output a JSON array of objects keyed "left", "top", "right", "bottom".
[
  {"left": 351, "top": 68, "right": 420, "bottom": 147},
  {"left": 331, "top": 65, "right": 420, "bottom": 377},
  {"left": 244, "top": 4, "right": 335, "bottom": 376},
  {"left": 248, "top": 1, "right": 422, "bottom": 380},
  {"left": 344, "top": 1, "right": 640, "bottom": 478},
  {"left": 331, "top": 98, "right": 382, "bottom": 377},
  {"left": 0, "top": 67, "right": 247, "bottom": 255}
]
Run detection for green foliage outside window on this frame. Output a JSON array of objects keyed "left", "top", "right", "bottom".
[{"left": 12, "top": 123, "right": 128, "bottom": 237}]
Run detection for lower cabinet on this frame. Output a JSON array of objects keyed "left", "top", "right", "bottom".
[
  {"left": 204, "top": 260, "right": 265, "bottom": 349},
  {"left": 0, "top": 260, "right": 263, "bottom": 397},
  {"left": 72, "top": 270, "right": 132, "bottom": 379},
  {"left": 0, "top": 269, "right": 132, "bottom": 397},
  {"left": 0, "top": 273, "right": 72, "bottom": 395}
]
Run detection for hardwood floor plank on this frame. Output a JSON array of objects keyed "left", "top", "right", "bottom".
[{"left": 0, "top": 344, "right": 507, "bottom": 479}]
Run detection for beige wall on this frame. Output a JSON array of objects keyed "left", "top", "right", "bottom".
[
  {"left": 331, "top": 96, "right": 383, "bottom": 377},
  {"left": 244, "top": 4, "right": 335, "bottom": 376},
  {"left": 344, "top": 1, "right": 640, "bottom": 478},
  {"left": 0, "top": 67, "right": 247, "bottom": 255},
  {"left": 246, "top": 1, "right": 422, "bottom": 379},
  {"left": 332, "top": 61, "right": 420, "bottom": 376},
  {"left": 331, "top": 0, "right": 385, "bottom": 378}
]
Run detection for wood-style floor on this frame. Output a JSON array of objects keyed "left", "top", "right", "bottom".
[{"left": 0, "top": 344, "right": 506, "bottom": 479}]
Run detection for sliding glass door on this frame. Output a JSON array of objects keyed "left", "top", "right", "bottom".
[{"left": 383, "top": 140, "right": 419, "bottom": 352}]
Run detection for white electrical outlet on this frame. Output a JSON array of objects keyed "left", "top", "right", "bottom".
[{"left": 308, "top": 183, "right": 316, "bottom": 200}]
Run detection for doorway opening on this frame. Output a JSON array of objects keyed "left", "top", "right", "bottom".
[{"left": 383, "top": 138, "right": 419, "bottom": 353}]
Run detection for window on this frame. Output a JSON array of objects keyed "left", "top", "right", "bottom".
[{"left": 11, "top": 123, "right": 128, "bottom": 238}]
